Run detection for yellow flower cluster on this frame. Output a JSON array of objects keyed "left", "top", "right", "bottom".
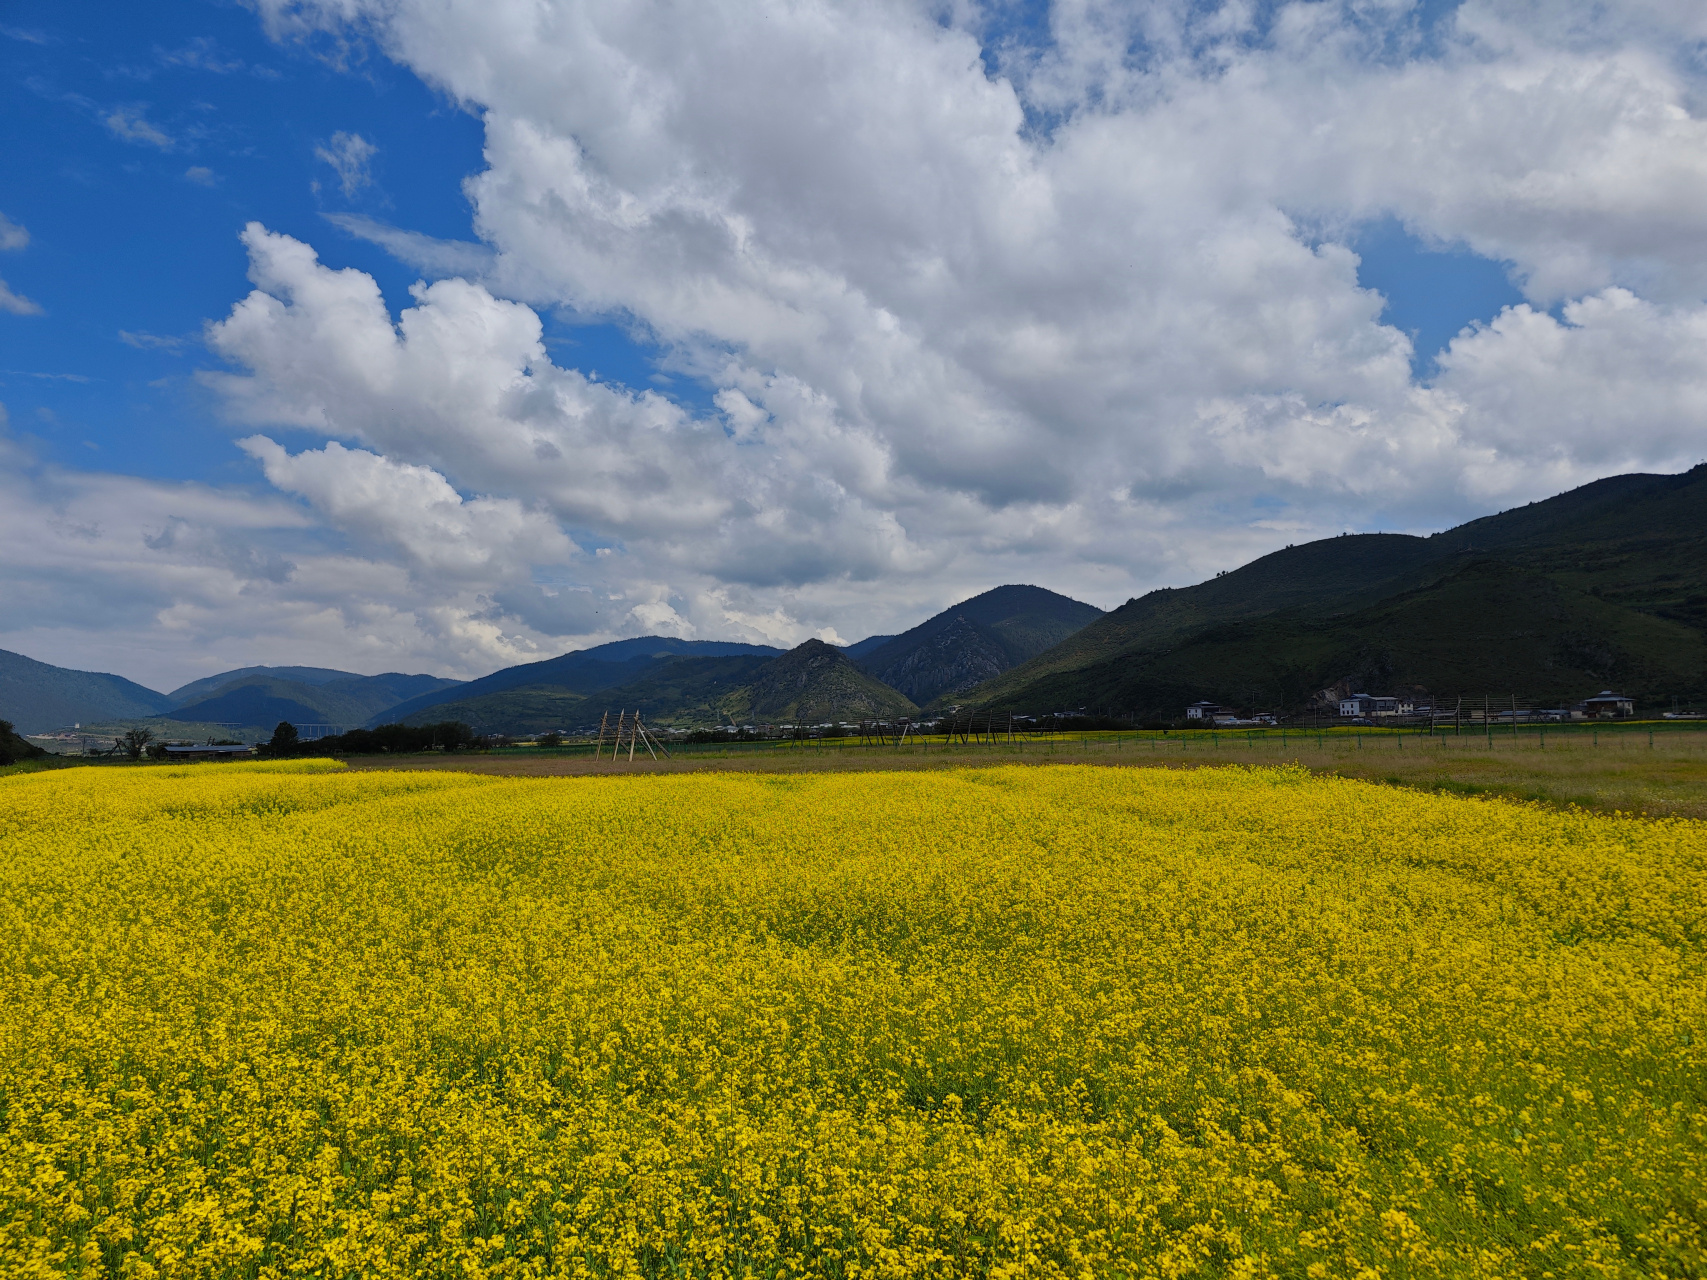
[{"left": 2, "top": 761, "right": 1703, "bottom": 1278}]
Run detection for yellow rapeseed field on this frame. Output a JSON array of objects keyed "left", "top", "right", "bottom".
[{"left": 2, "top": 761, "right": 1703, "bottom": 1279}]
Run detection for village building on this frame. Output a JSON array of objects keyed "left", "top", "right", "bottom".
[
  {"left": 1580, "top": 691, "right": 1635, "bottom": 719},
  {"left": 1337, "top": 694, "right": 1414, "bottom": 718},
  {"left": 163, "top": 743, "right": 257, "bottom": 760}
]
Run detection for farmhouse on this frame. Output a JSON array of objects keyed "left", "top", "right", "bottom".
[
  {"left": 1184, "top": 701, "right": 1229, "bottom": 720},
  {"left": 1337, "top": 694, "right": 1415, "bottom": 718},
  {"left": 1580, "top": 691, "right": 1635, "bottom": 719},
  {"left": 163, "top": 743, "right": 257, "bottom": 760}
]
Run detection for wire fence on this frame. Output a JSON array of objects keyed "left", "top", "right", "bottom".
[{"left": 476, "top": 713, "right": 1705, "bottom": 763}]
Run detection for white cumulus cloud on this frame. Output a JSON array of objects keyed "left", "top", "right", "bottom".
[
  {"left": 220, "top": 0, "right": 1707, "bottom": 643},
  {"left": 239, "top": 435, "right": 579, "bottom": 578}
]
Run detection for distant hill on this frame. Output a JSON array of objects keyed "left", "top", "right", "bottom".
[
  {"left": 984, "top": 560, "right": 1707, "bottom": 717},
  {"left": 957, "top": 538, "right": 1449, "bottom": 709},
  {"left": 167, "top": 665, "right": 366, "bottom": 706},
  {"left": 0, "top": 719, "right": 45, "bottom": 764},
  {"left": 170, "top": 680, "right": 331, "bottom": 730},
  {"left": 747, "top": 640, "right": 918, "bottom": 722},
  {"left": 414, "top": 654, "right": 781, "bottom": 731},
  {"left": 401, "top": 643, "right": 917, "bottom": 733},
  {"left": 377, "top": 636, "right": 782, "bottom": 726},
  {"left": 839, "top": 634, "right": 896, "bottom": 659},
  {"left": 0, "top": 648, "right": 172, "bottom": 733},
  {"left": 331, "top": 672, "right": 464, "bottom": 707},
  {"left": 855, "top": 585, "right": 1103, "bottom": 707},
  {"left": 960, "top": 464, "right": 1707, "bottom": 717},
  {"left": 170, "top": 671, "right": 462, "bottom": 730},
  {"left": 394, "top": 684, "right": 595, "bottom": 735}
]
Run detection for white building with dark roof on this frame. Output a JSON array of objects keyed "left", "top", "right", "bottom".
[
  {"left": 1338, "top": 694, "right": 1414, "bottom": 718},
  {"left": 1580, "top": 691, "right": 1634, "bottom": 718}
]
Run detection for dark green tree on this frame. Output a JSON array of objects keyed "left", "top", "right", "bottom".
[
  {"left": 121, "top": 727, "right": 155, "bottom": 761},
  {"left": 0, "top": 719, "right": 45, "bottom": 766},
  {"left": 269, "top": 722, "right": 300, "bottom": 752}
]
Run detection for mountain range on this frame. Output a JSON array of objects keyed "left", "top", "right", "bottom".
[
  {"left": 167, "top": 672, "right": 464, "bottom": 731},
  {"left": 383, "top": 638, "right": 788, "bottom": 734},
  {"left": 854, "top": 584, "right": 1104, "bottom": 706},
  {"left": 0, "top": 649, "right": 177, "bottom": 733},
  {"left": 955, "top": 463, "right": 1707, "bottom": 718},
  {"left": 0, "top": 655, "right": 466, "bottom": 738},
  {"left": 6, "top": 463, "right": 1704, "bottom": 738},
  {"left": 379, "top": 585, "right": 1100, "bottom": 731},
  {"left": 1, "top": 584, "right": 1096, "bottom": 736}
]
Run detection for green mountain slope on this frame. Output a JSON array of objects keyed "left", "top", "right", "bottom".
[
  {"left": 170, "top": 672, "right": 463, "bottom": 729},
  {"left": 961, "top": 464, "right": 1707, "bottom": 716},
  {"left": 406, "top": 644, "right": 920, "bottom": 733},
  {"left": 0, "top": 719, "right": 45, "bottom": 764},
  {"left": 747, "top": 641, "right": 918, "bottom": 722},
  {"left": 960, "top": 536, "right": 1449, "bottom": 709},
  {"left": 568, "top": 656, "right": 779, "bottom": 727},
  {"left": 169, "top": 682, "right": 332, "bottom": 729},
  {"left": 167, "top": 665, "right": 364, "bottom": 706},
  {"left": 393, "top": 654, "right": 784, "bottom": 733},
  {"left": 856, "top": 584, "right": 1103, "bottom": 707},
  {"left": 0, "top": 648, "right": 172, "bottom": 733},
  {"left": 839, "top": 634, "right": 896, "bottom": 659},
  {"left": 978, "top": 561, "right": 1707, "bottom": 717},
  {"left": 396, "top": 684, "right": 592, "bottom": 735},
  {"left": 378, "top": 637, "right": 780, "bottom": 725},
  {"left": 1448, "top": 465, "right": 1707, "bottom": 631}
]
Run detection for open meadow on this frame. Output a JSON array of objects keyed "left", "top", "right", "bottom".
[
  {"left": 2, "top": 760, "right": 1704, "bottom": 1278},
  {"left": 343, "top": 724, "right": 1707, "bottom": 822}
]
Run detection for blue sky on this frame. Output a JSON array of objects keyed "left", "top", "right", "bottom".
[
  {"left": 2, "top": 0, "right": 1703, "bottom": 687},
  {"left": 1, "top": 0, "right": 683, "bottom": 485},
  {"left": 3, "top": 0, "right": 1525, "bottom": 486},
  {"left": 1354, "top": 217, "right": 1525, "bottom": 377}
]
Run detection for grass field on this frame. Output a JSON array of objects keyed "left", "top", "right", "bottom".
[
  {"left": 3, "top": 760, "right": 1704, "bottom": 1277},
  {"left": 342, "top": 725, "right": 1707, "bottom": 821}
]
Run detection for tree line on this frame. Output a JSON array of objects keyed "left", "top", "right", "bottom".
[{"left": 261, "top": 720, "right": 482, "bottom": 756}]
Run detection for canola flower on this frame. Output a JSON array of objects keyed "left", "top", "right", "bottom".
[{"left": 1, "top": 760, "right": 1703, "bottom": 1279}]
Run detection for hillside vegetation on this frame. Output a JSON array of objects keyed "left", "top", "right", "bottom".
[
  {"left": 165, "top": 665, "right": 369, "bottom": 706},
  {"left": 409, "top": 644, "right": 920, "bottom": 732},
  {"left": 0, "top": 719, "right": 45, "bottom": 765},
  {"left": 962, "top": 463, "right": 1707, "bottom": 716},
  {"left": 0, "top": 649, "right": 174, "bottom": 734},
  {"left": 169, "top": 672, "right": 461, "bottom": 730},
  {"left": 400, "top": 657, "right": 778, "bottom": 733},
  {"left": 380, "top": 637, "right": 781, "bottom": 726},
  {"left": 745, "top": 640, "right": 918, "bottom": 721},
  {"left": 857, "top": 584, "right": 1102, "bottom": 707}
]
